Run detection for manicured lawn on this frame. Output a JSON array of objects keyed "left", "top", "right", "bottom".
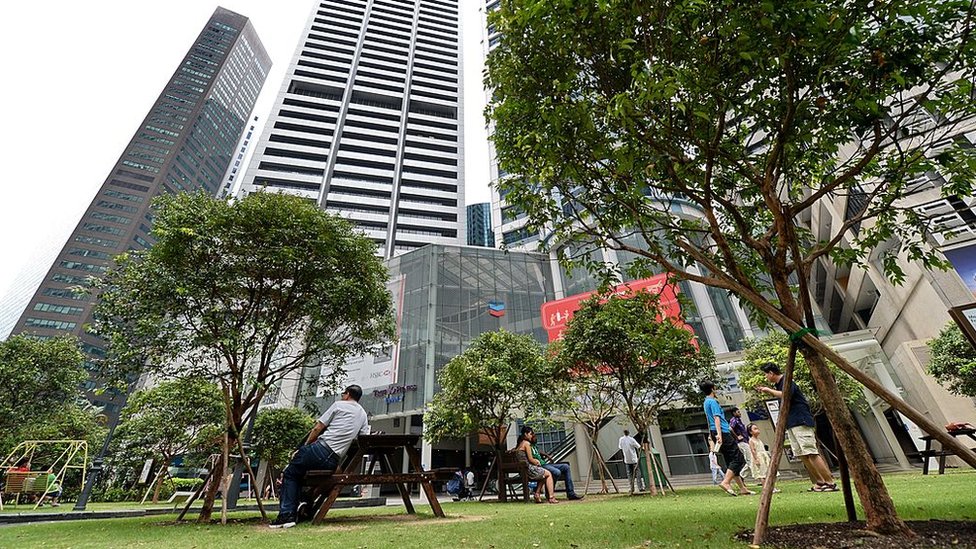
[{"left": 1, "top": 472, "right": 973, "bottom": 548}]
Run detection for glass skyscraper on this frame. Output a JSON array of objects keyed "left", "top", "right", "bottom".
[
  {"left": 11, "top": 7, "right": 271, "bottom": 413},
  {"left": 466, "top": 202, "right": 493, "bottom": 247},
  {"left": 237, "top": 0, "right": 465, "bottom": 258}
]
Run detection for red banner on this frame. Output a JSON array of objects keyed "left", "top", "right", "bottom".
[{"left": 540, "top": 274, "right": 685, "bottom": 342}]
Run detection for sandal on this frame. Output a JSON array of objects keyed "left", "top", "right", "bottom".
[
  {"left": 819, "top": 483, "right": 839, "bottom": 492},
  {"left": 739, "top": 490, "right": 756, "bottom": 496},
  {"left": 533, "top": 493, "right": 543, "bottom": 503},
  {"left": 720, "top": 486, "right": 738, "bottom": 497},
  {"left": 547, "top": 497, "right": 559, "bottom": 504}
]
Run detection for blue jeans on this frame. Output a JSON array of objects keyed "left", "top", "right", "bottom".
[
  {"left": 279, "top": 442, "right": 339, "bottom": 516},
  {"left": 542, "top": 463, "right": 576, "bottom": 496}
]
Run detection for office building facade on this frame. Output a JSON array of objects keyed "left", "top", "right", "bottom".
[
  {"left": 238, "top": 0, "right": 465, "bottom": 258},
  {"left": 466, "top": 202, "right": 493, "bottom": 247},
  {"left": 11, "top": 7, "right": 271, "bottom": 413}
]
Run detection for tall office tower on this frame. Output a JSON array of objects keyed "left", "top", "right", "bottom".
[
  {"left": 484, "top": 0, "right": 537, "bottom": 250},
  {"left": 11, "top": 7, "right": 271, "bottom": 414},
  {"left": 220, "top": 115, "right": 260, "bottom": 198},
  {"left": 466, "top": 202, "right": 493, "bottom": 247},
  {"left": 238, "top": 0, "right": 465, "bottom": 258}
]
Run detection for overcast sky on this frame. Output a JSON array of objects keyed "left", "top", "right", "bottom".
[{"left": 0, "top": 0, "right": 490, "bottom": 300}]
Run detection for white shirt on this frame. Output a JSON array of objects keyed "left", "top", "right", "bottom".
[
  {"left": 465, "top": 471, "right": 475, "bottom": 488},
  {"left": 619, "top": 435, "right": 641, "bottom": 464},
  {"left": 316, "top": 399, "right": 370, "bottom": 457}
]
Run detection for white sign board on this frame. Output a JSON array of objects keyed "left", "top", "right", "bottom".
[{"left": 138, "top": 459, "right": 154, "bottom": 484}]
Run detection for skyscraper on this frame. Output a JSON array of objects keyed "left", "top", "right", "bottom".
[
  {"left": 466, "top": 202, "right": 493, "bottom": 247},
  {"left": 238, "top": 0, "right": 465, "bottom": 258},
  {"left": 11, "top": 7, "right": 271, "bottom": 413}
]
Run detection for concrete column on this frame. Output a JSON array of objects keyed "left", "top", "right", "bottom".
[
  {"left": 419, "top": 436, "right": 433, "bottom": 503},
  {"left": 464, "top": 435, "right": 472, "bottom": 468}
]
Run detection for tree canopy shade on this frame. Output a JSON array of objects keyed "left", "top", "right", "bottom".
[
  {"left": 112, "top": 378, "right": 224, "bottom": 503},
  {"left": 0, "top": 335, "right": 87, "bottom": 452},
  {"left": 927, "top": 322, "right": 976, "bottom": 398},
  {"left": 91, "top": 191, "right": 397, "bottom": 521},
  {"left": 486, "top": 0, "right": 976, "bottom": 535},
  {"left": 737, "top": 331, "right": 864, "bottom": 415},
  {"left": 423, "top": 330, "right": 565, "bottom": 500},
  {"left": 554, "top": 291, "right": 717, "bottom": 439}
]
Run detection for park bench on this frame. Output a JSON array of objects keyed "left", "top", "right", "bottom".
[
  {"left": 1, "top": 471, "right": 46, "bottom": 508},
  {"left": 499, "top": 450, "right": 531, "bottom": 502},
  {"left": 919, "top": 427, "right": 976, "bottom": 475}
]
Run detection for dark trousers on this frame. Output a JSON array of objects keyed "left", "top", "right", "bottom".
[
  {"left": 278, "top": 442, "right": 339, "bottom": 516},
  {"left": 714, "top": 433, "right": 746, "bottom": 476},
  {"left": 542, "top": 463, "right": 576, "bottom": 496}
]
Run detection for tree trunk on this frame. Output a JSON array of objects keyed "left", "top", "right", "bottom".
[
  {"left": 495, "top": 445, "right": 507, "bottom": 502},
  {"left": 198, "top": 453, "right": 224, "bottom": 523},
  {"left": 151, "top": 458, "right": 171, "bottom": 504},
  {"left": 801, "top": 348, "right": 910, "bottom": 536}
]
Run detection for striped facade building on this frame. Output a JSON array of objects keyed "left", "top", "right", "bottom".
[{"left": 238, "top": 0, "right": 465, "bottom": 258}]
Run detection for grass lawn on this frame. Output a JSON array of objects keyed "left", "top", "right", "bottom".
[{"left": 0, "top": 472, "right": 973, "bottom": 548}]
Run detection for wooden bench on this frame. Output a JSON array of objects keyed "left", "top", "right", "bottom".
[
  {"left": 1, "top": 472, "right": 45, "bottom": 508},
  {"left": 499, "top": 450, "right": 530, "bottom": 502},
  {"left": 919, "top": 428, "right": 976, "bottom": 475}
]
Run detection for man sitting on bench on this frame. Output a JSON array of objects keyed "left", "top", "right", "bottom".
[
  {"left": 270, "top": 384, "right": 370, "bottom": 529},
  {"left": 522, "top": 426, "right": 584, "bottom": 500}
]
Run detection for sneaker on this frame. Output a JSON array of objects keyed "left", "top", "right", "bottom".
[
  {"left": 567, "top": 493, "right": 585, "bottom": 500},
  {"left": 269, "top": 514, "right": 297, "bottom": 529}
]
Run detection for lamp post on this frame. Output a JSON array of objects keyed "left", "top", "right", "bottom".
[{"left": 74, "top": 390, "right": 130, "bottom": 511}]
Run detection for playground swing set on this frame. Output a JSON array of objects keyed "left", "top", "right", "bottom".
[{"left": 0, "top": 440, "right": 88, "bottom": 510}]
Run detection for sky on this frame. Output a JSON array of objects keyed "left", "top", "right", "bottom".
[{"left": 0, "top": 0, "right": 491, "bottom": 301}]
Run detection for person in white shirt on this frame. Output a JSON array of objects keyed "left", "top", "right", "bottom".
[
  {"left": 618, "top": 429, "right": 643, "bottom": 494},
  {"left": 270, "top": 385, "right": 370, "bottom": 528}
]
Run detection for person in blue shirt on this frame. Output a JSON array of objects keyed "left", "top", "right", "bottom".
[
  {"left": 757, "top": 363, "right": 837, "bottom": 492},
  {"left": 700, "top": 380, "right": 752, "bottom": 496}
]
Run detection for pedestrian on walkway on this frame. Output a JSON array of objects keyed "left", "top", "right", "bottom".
[
  {"left": 757, "top": 363, "right": 837, "bottom": 492},
  {"left": 729, "top": 407, "right": 753, "bottom": 480},
  {"left": 700, "top": 380, "right": 753, "bottom": 496},
  {"left": 618, "top": 429, "right": 643, "bottom": 494}
]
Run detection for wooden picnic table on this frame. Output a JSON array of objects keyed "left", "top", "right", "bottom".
[
  {"left": 918, "top": 427, "right": 976, "bottom": 475},
  {"left": 305, "top": 434, "right": 451, "bottom": 523}
]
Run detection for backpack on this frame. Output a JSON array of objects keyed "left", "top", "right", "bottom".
[{"left": 446, "top": 473, "right": 462, "bottom": 495}]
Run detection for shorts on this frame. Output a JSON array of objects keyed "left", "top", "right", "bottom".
[
  {"left": 715, "top": 433, "right": 745, "bottom": 476},
  {"left": 787, "top": 425, "right": 819, "bottom": 456}
]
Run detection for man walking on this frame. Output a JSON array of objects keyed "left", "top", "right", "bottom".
[
  {"left": 270, "top": 385, "right": 371, "bottom": 528},
  {"left": 757, "top": 363, "right": 837, "bottom": 492},
  {"left": 618, "top": 429, "right": 643, "bottom": 494},
  {"left": 729, "top": 407, "right": 753, "bottom": 480},
  {"left": 522, "top": 426, "right": 584, "bottom": 500},
  {"left": 700, "top": 381, "right": 752, "bottom": 496}
]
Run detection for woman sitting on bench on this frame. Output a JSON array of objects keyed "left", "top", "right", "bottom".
[{"left": 516, "top": 433, "right": 557, "bottom": 504}]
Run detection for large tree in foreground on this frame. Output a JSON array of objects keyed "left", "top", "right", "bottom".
[
  {"left": 487, "top": 0, "right": 976, "bottom": 536},
  {"left": 554, "top": 291, "right": 717, "bottom": 494},
  {"left": 92, "top": 191, "right": 397, "bottom": 522},
  {"left": 423, "top": 330, "right": 566, "bottom": 501}
]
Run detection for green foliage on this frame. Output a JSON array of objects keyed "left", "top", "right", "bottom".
[
  {"left": 927, "top": 322, "right": 976, "bottom": 397},
  {"left": 0, "top": 335, "right": 88, "bottom": 453},
  {"left": 252, "top": 407, "right": 315, "bottom": 471},
  {"left": 486, "top": 0, "right": 976, "bottom": 326},
  {"left": 158, "top": 477, "right": 205, "bottom": 499},
  {"left": 111, "top": 377, "right": 224, "bottom": 470},
  {"left": 91, "top": 191, "right": 397, "bottom": 433},
  {"left": 738, "top": 331, "right": 865, "bottom": 414},
  {"left": 555, "top": 291, "right": 717, "bottom": 434},
  {"left": 424, "top": 330, "right": 566, "bottom": 449}
]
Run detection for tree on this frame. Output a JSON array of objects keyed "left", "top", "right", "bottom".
[
  {"left": 554, "top": 290, "right": 717, "bottom": 493},
  {"left": 252, "top": 407, "right": 315, "bottom": 495},
  {"left": 423, "top": 330, "right": 566, "bottom": 501},
  {"left": 0, "top": 335, "right": 87, "bottom": 453},
  {"left": 927, "top": 322, "right": 976, "bottom": 398},
  {"left": 557, "top": 354, "right": 620, "bottom": 494},
  {"left": 92, "top": 191, "right": 397, "bottom": 522},
  {"left": 486, "top": 0, "right": 976, "bottom": 535},
  {"left": 738, "top": 331, "right": 864, "bottom": 415},
  {"left": 112, "top": 378, "right": 224, "bottom": 503}
]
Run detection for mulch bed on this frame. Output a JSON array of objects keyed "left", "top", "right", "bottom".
[{"left": 736, "top": 520, "right": 976, "bottom": 548}]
